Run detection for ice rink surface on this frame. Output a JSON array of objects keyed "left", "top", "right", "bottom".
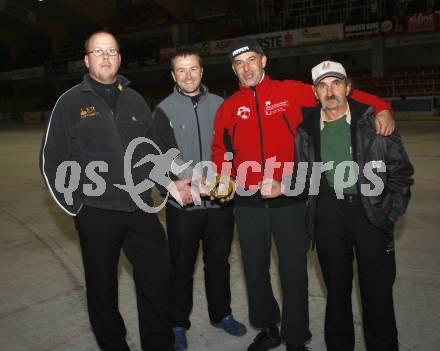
[{"left": 1, "top": 121, "right": 439, "bottom": 351}]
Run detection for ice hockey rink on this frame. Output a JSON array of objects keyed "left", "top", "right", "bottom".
[{"left": 1, "top": 120, "right": 439, "bottom": 351}]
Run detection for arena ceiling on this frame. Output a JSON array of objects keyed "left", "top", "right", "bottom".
[{"left": 0, "top": 0, "right": 182, "bottom": 56}]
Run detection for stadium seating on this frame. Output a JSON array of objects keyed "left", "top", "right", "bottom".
[{"left": 353, "top": 65, "right": 440, "bottom": 97}]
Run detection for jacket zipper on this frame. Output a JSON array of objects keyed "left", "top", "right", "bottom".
[
  {"left": 193, "top": 99, "right": 206, "bottom": 207},
  {"left": 251, "top": 86, "right": 268, "bottom": 207},
  {"left": 232, "top": 123, "right": 237, "bottom": 145},
  {"left": 91, "top": 90, "right": 126, "bottom": 150},
  {"left": 251, "top": 87, "right": 265, "bottom": 173},
  {"left": 89, "top": 89, "right": 133, "bottom": 207},
  {"left": 193, "top": 100, "right": 203, "bottom": 163},
  {"left": 231, "top": 123, "right": 237, "bottom": 172}
]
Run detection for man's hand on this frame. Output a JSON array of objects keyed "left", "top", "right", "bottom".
[
  {"left": 375, "top": 110, "right": 395, "bottom": 136},
  {"left": 167, "top": 178, "right": 193, "bottom": 206},
  {"left": 197, "top": 176, "right": 213, "bottom": 197},
  {"left": 259, "top": 178, "right": 283, "bottom": 199}
]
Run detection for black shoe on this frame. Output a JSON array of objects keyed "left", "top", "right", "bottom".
[
  {"left": 247, "top": 327, "right": 282, "bottom": 351},
  {"left": 286, "top": 344, "right": 311, "bottom": 351}
]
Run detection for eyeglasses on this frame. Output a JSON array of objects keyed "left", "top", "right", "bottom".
[{"left": 87, "top": 47, "right": 119, "bottom": 57}]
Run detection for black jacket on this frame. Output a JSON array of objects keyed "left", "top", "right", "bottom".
[
  {"left": 296, "top": 98, "right": 414, "bottom": 238},
  {"left": 40, "top": 74, "right": 160, "bottom": 215}
]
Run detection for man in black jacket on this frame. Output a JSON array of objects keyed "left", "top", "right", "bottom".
[
  {"left": 294, "top": 61, "right": 414, "bottom": 351},
  {"left": 40, "top": 31, "right": 188, "bottom": 351}
]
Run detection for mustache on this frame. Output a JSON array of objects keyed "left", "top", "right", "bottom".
[{"left": 325, "top": 95, "right": 342, "bottom": 102}]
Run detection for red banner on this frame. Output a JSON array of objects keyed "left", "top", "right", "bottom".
[{"left": 405, "top": 12, "right": 438, "bottom": 33}]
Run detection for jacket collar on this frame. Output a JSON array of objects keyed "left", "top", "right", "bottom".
[
  {"left": 301, "top": 97, "right": 371, "bottom": 131},
  {"left": 299, "top": 97, "right": 373, "bottom": 161},
  {"left": 81, "top": 73, "right": 130, "bottom": 92},
  {"left": 320, "top": 105, "right": 351, "bottom": 131},
  {"left": 238, "top": 75, "right": 271, "bottom": 96},
  {"left": 346, "top": 97, "right": 373, "bottom": 125},
  {"left": 173, "top": 83, "right": 208, "bottom": 104}
]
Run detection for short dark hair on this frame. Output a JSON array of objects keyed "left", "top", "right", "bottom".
[
  {"left": 84, "top": 30, "right": 120, "bottom": 53},
  {"left": 170, "top": 49, "right": 203, "bottom": 71}
]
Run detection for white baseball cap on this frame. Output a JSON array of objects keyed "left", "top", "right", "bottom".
[{"left": 311, "top": 61, "right": 347, "bottom": 85}]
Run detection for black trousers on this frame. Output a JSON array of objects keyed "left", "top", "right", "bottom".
[
  {"left": 316, "top": 196, "right": 398, "bottom": 351},
  {"left": 166, "top": 204, "right": 234, "bottom": 329},
  {"left": 234, "top": 203, "right": 311, "bottom": 346},
  {"left": 74, "top": 206, "right": 173, "bottom": 351}
]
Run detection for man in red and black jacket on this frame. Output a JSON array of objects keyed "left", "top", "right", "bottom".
[{"left": 211, "top": 38, "right": 395, "bottom": 351}]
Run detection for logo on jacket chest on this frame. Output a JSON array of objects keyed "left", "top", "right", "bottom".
[
  {"left": 236, "top": 106, "right": 251, "bottom": 120},
  {"left": 264, "top": 100, "right": 289, "bottom": 116},
  {"left": 371, "top": 160, "right": 385, "bottom": 170},
  {"left": 80, "top": 106, "right": 100, "bottom": 118}
]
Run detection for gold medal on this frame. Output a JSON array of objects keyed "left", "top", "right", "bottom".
[{"left": 210, "top": 175, "right": 234, "bottom": 199}]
